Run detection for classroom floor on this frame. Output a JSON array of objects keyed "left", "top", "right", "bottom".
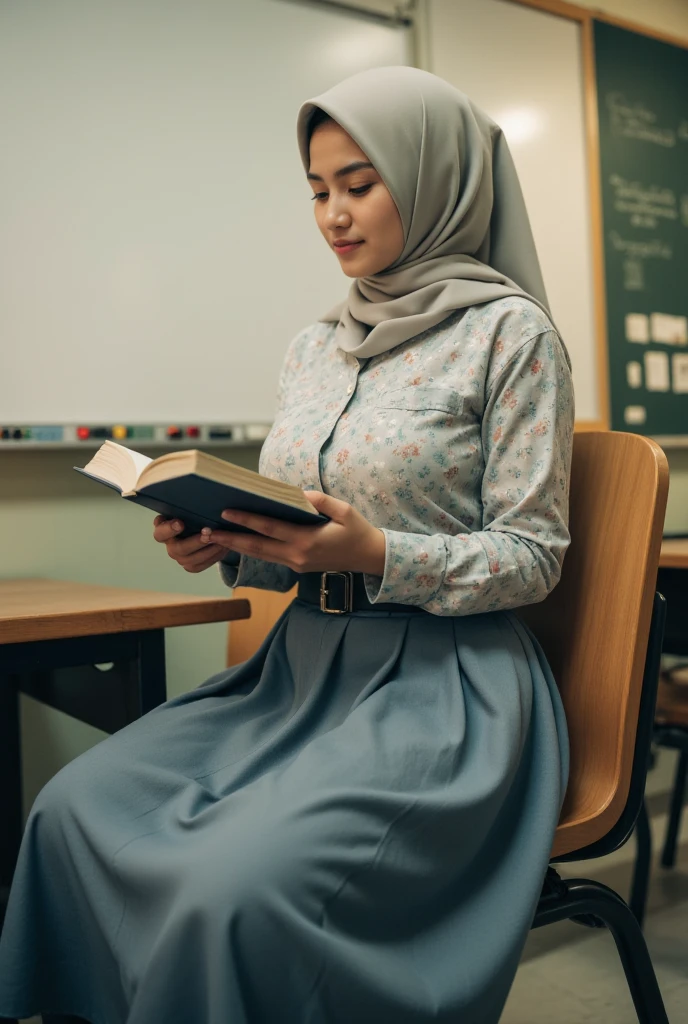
[{"left": 19, "top": 803, "right": 688, "bottom": 1024}]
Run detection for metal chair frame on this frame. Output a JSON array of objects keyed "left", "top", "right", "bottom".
[
  {"left": 629, "top": 552, "right": 688, "bottom": 932},
  {"left": 532, "top": 591, "right": 668, "bottom": 1024}
]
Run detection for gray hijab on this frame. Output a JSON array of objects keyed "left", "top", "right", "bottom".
[{"left": 296, "top": 65, "right": 553, "bottom": 359}]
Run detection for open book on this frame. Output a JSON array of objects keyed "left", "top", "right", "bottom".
[{"left": 74, "top": 441, "right": 329, "bottom": 538}]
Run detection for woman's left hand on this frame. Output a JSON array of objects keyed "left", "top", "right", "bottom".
[{"left": 204, "top": 491, "right": 386, "bottom": 576}]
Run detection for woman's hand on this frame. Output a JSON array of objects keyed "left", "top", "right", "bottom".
[
  {"left": 153, "top": 516, "right": 227, "bottom": 574},
  {"left": 203, "top": 491, "right": 386, "bottom": 576}
]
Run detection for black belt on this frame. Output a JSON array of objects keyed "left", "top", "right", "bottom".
[{"left": 297, "top": 571, "right": 426, "bottom": 615}]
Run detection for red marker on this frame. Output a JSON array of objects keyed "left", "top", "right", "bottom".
[{"left": 77, "top": 426, "right": 90, "bottom": 440}]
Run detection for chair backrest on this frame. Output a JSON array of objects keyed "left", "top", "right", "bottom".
[
  {"left": 226, "top": 584, "right": 297, "bottom": 667},
  {"left": 226, "top": 432, "right": 669, "bottom": 860},
  {"left": 518, "top": 431, "right": 668, "bottom": 857}
]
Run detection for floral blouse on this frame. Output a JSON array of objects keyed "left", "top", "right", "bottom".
[{"left": 219, "top": 296, "right": 575, "bottom": 617}]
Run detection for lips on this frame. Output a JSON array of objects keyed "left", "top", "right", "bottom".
[{"left": 333, "top": 240, "right": 364, "bottom": 254}]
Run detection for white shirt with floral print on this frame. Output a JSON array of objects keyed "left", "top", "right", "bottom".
[{"left": 219, "top": 296, "right": 575, "bottom": 617}]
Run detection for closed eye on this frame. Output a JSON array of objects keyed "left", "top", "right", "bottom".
[{"left": 311, "top": 184, "right": 373, "bottom": 201}]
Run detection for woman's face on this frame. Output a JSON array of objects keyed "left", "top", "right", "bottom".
[{"left": 308, "top": 120, "right": 404, "bottom": 278}]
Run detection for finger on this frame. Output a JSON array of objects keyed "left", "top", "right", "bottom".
[
  {"left": 208, "top": 530, "right": 288, "bottom": 565},
  {"left": 179, "top": 545, "right": 225, "bottom": 573},
  {"left": 153, "top": 514, "right": 180, "bottom": 529},
  {"left": 303, "top": 490, "right": 349, "bottom": 521},
  {"left": 153, "top": 518, "right": 186, "bottom": 543},
  {"left": 166, "top": 534, "right": 211, "bottom": 559},
  {"left": 220, "top": 509, "right": 296, "bottom": 540}
]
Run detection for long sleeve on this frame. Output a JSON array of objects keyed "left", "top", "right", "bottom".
[{"left": 363, "top": 329, "right": 574, "bottom": 615}]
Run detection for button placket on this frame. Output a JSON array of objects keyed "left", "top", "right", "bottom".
[{"left": 318, "top": 363, "right": 360, "bottom": 489}]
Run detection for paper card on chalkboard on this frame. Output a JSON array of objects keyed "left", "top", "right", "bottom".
[
  {"left": 672, "top": 355, "right": 688, "bottom": 394},
  {"left": 650, "top": 313, "right": 688, "bottom": 346},
  {"left": 626, "top": 361, "right": 643, "bottom": 388},
  {"left": 644, "top": 351, "right": 670, "bottom": 392},
  {"left": 625, "top": 313, "right": 650, "bottom": 344},
  {"left": 624, "top": 406, "right": 647, "bottom": 425}
]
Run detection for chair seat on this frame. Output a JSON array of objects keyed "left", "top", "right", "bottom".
[{"left": 655, "top": 666, "right": 688, "bottom": 729}]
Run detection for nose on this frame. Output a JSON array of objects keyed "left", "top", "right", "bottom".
[{"left": 324, "top": 194, "right": 352, "bottom": 231}]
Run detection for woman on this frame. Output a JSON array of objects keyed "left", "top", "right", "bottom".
[{"left": 0, "top": 66, "right": 574, "bottom": 1024}]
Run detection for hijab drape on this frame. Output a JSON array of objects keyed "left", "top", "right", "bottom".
[{"left": 296, "top": 65, "right": 554, "bottom": 359}]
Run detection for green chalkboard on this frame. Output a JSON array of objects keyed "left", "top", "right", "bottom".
[{"left": 594, "top": 19, "right": 688, "bottom": 437}]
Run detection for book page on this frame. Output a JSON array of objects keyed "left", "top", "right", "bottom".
[
  {"left": 81, "top": 441, "right": 152, "bottom": 493},
  {"left": 129, "top": 447, "right": 154, "bottom": 484}
]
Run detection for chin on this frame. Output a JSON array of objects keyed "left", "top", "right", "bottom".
[{"left": 342, "top": 260, "right": 379, "bottom": 279}]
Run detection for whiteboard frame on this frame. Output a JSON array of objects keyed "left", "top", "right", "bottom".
[{"left": 282, "top": 0, "right": 413, "bottom": 26}]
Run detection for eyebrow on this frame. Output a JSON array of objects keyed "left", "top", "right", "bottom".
[{"left": 306, "top": 161, "right": 375, "bottom": 182}]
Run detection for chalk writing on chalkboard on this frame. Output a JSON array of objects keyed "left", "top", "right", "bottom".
[
  {"left": 608, "top": 232, "right": 673, "bottom": 292},
  {"left": 609, "top": 233, "right": 673, "bottom": 261},
  {"left": 609, "top": 174, "right": 678, "bottom": 229},
  {"left": 606, "top": 92, "right": 679, "bottom": 147}
]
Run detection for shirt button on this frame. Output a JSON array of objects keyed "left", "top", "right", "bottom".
[{"left": 346, "top": 384, "right": 353, "bottom": 395}]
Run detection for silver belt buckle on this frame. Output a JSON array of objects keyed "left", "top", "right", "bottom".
[{"left": 320, "top": 571, "right": 354, "bottom": 614}]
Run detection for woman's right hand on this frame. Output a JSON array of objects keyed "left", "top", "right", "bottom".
[{"left": 153, "top": 515, "right": 228, "bottom": 573}]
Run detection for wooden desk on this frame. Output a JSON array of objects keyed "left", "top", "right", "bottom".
[
  {"left": 0, "top": 578, "right": 250, "bottom": 903},
  {"left": 658, "top": 538, "right": 688, "bottom": 658},
  {"left": 660, "top": 537, "right": 688, "bottom": 570}
]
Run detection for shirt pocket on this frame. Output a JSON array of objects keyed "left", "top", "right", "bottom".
[{"left": 375, "top": 385, "right": 464, "bottom": 415}]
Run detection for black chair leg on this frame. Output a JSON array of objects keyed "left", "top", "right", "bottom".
[
  {"left": 661, "top": 745, "right": 688, "bottom": 868},
  {"left": 534, "top": 875, "right": 668, "bottom": 1024},
  {"left": 630, "top": 798, "right": 652, "bottom": 928}
]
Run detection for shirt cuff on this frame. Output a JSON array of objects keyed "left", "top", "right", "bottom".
[
  {"left": 218, "top": 554, "right": 241, "bottom": 588},
  {"left": 217, "top": 554, "right": 299, "bottom": 593},
  {"left": 363, "top": 528, "right": 447, "bottom": 606}
]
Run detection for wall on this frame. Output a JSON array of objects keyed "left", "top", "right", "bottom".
[{"left": 4, "top": 0, "right": 687, "bottom": 817}]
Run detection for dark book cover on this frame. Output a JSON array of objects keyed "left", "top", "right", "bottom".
[{"left": 73, "top": 467, "right": 329, "bottom": 538}]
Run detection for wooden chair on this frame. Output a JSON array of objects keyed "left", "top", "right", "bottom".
[
  {"left": 226, "top": 585, "right": 297, "bottom": 667},
  {"left": 518, "top": 431, "right": 669, "bottom": 1024},
  {"left": 228, "top": 431, "right": 670, "bottom": 1024}
]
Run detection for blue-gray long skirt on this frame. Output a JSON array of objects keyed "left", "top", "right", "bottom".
[{"left": 0, "top": 600, "right": 567, "bottom": 1024}]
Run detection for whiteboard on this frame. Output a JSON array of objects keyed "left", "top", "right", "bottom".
[
  {"left": 427, "top": 0, "right": 600, "bottom": 422},
  {"left": 0, "top": 0, "right": 410, "bottom": 424}
]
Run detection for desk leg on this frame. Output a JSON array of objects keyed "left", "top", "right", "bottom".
[
  {"left": 133, "top": 629, "right": 167, "bottom": 719},
  {"left": 0, "top": 675, "right": 21, "bottom": 917}
]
